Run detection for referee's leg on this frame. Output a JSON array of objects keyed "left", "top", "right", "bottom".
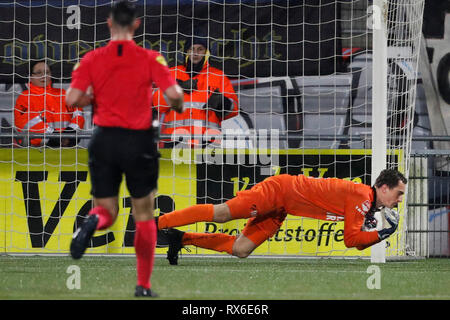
[
  {"left": 92, "top": 197, "right": 120, "bottom": 226},
  {"left": 132, "top": 190, "right": 156, "bottom": 222},
  {"left": 132, "top": 189, "right": 158, "bottom": 296},
  {"left": 70, "top": 197, "right": 118, "bottom": 260}
]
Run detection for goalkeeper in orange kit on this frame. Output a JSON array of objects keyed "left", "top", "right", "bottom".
[{"left": 156, "top": 169, "right": 407, "bottom": 265}]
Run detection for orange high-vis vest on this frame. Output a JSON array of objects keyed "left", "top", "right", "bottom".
[
  {"left": 14, "top": 82, "right": 85, "bottom": 146},
  {"left": 152, "top": 62, "right": 238, "bottom": 145}
]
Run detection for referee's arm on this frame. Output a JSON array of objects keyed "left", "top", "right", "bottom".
[
  {"left": 163, "top": 84, "right": 184, "bottom": 114},
  {"left": 66, "top": 86, "right": 93, "bottom": 109}
]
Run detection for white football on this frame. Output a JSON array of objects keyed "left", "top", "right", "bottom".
[{"left": 380, "top": 207, "right": 399, "bottom": 228}]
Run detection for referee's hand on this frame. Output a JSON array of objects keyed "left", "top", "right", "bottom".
[{"left": 165, "top": 84, "right": 185, "bottom": 114}]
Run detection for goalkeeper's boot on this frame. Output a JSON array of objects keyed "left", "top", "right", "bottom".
[
  {"left": 156, "top": 229, "right": 171, "bottom": 248},
  {"left": 166, "top": 228, "right": 185, "bottom": 265},
  {"left": 70, "top": 214, "right": 99, "bottom": 259},
  {"left": 134, "top": 285, "right": 159, "bottom": 298},
  {"left": 155, "top": 215, "right": 170, "bottom": 248}
]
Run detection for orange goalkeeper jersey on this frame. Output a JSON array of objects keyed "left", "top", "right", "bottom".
[
  {"left": 282, "top": 174, "right": 379, "bottom": 249},
  {"left": 231, "top": 174, "right": 380, "bottom": 250}
]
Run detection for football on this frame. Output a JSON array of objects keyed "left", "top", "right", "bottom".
[{"left": 380, "top": 207, "right": 399, "bottom": 229}]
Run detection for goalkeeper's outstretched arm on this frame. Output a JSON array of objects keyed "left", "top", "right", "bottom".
[
  {"left": 343, "top": 205, "right": 400, "bottom": 250},
  {"left": 343, "top": 197, "right": 382, "bottom": 250},
  {"left": 343, "top": 212, "right": 380, "bottom": 250},
  {"left": 343, "top": 173, "right": 405, "bottom": 251}
]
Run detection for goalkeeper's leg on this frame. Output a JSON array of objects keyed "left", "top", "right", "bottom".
[
  {"left": 164, "top": 228, "right": 258, "bottom": 258},
  {"left": 182, "top": 232, "right": 238, "bottom": 255},
  {"left": 175, "top": 212, "right": 287, "bottom": 258},
  {"left": 157, "top": 175, "right": 282, "bottom": 230},
  {"left": 180, "top": 232, "right": 257, "bottom": 258},
  {"left": 163, "top": 228, "right": 257, "bottom": 264},
  {"left": 157, "top": 186, "right": 279, "bottom": 231},
  {"left": 157, "top": 203, "right": 233, "bottom": 229}
]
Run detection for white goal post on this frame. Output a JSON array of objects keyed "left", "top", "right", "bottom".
[
  {"left": 371, "top": 0, "right": 389, "bottom": 263},
  {"left": 371, "top": 0, "right": 425, "bottom": 262}
]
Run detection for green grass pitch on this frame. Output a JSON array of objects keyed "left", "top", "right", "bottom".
[{"left": 0, "top": 255, "right": 449, "bottom": 300}]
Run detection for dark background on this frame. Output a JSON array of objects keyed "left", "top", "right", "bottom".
[{"left": 0, "top": 0, "right": 343, "bottom": 83}]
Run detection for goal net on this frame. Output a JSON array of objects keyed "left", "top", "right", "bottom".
[{"left": 0, "top": 0, "right": 424, "bottom": 258}]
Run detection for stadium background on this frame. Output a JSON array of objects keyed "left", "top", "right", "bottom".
[{"left": 0, "top": 0, "right": 448, "bottom": 259}]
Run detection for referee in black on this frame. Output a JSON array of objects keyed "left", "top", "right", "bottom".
[{"left": 66, "top": 1, "right": 184, "bottom": 297}]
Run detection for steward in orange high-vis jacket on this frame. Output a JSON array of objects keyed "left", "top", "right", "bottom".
[
  {"left": 14, "top": 61, "right": 85, "bottom": 147},
  {"left": 152, "top": 33, "right": 238, "bottom": 147}
]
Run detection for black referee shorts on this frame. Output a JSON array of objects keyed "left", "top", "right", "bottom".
[{"left": 88, "top": 126, "right": 160, "bottom": 199}]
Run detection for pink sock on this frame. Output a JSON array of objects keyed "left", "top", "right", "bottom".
[
  {"left": 134, "top": 219, "right": 157, "bottom": 289},
  {"left": 89, "top": 206, "right": 113, "bottom": 230}
]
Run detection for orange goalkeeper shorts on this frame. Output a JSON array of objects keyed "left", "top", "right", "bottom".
[{"left": 225, "top": 175, "right": 288, "bottom": 246}]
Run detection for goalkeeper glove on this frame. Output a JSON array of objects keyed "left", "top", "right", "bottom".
[
  {"left": 377, "top": 208, "right": 399, "bottom": 240},
  {"left": 363, "top": 211, "right": 378, "bottom": 230}
]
